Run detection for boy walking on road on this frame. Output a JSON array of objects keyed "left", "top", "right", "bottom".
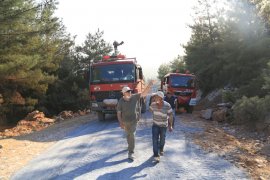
[
  {"left": 149, "top": 91, "right": 173, "bottom": 162},
  {"left": 117, "top": 81, "right": 154, "bottom": 160}
]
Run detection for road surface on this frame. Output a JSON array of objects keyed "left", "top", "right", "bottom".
[{"left": 12, "top": 112, "right": 249, "bottom": 180}]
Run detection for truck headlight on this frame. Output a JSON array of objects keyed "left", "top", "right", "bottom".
[{"left": 92, "top": 103, "right": 98, "bottom": 107}]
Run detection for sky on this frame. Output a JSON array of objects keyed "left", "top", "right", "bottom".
[{"left": 55, "top": 0, "right": 197, "bottom": 79}]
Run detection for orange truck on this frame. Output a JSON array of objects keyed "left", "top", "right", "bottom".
[
  {"left": 161, "top": 72, "right": 197, "bottom": 113},
  {"left": 89, "top": 54, "right": 146, "bottom": 120}
]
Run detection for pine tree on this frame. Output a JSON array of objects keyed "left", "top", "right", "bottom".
[
  {"left": 169, "top": 56, "right": 186, "bottom": 73},
  {"left": 183, "top": 0, "right": 224, "bottom": 93},
  {"left": 183, "top": 0, "right": 270, "bottom": 95},
  {"left": 263, "top": 62, "right": 270, "bottom": 92},
  {"left": 0, "top": 0, "right": 72, "bottom": 122},
  {"left": 157, "top": 63, "right": 171, "bottom": 80},
  {"left": 44, "top": 30, "right": 112, "bottom": 115},
  {"left": 74, "top": 29, "right": 113, "bottom": 74}
]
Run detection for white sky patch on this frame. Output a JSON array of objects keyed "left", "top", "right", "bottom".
[{"left": 55, "top": 0, "right": 197, "bottom": 79}]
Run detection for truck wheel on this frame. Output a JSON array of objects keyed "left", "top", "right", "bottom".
[
  {"left": 141, "top": 101, "right": 146, "bottom": 113},
  {"left": 186, "top": 106, "right": 193, "bottom": 114},
  {"left": 97, "top": 112, "right": 105, "bottom": 121}
]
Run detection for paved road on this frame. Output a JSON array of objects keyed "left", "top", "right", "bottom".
[{"left": 12, "top": 112, "right": 249, "bottom": 180}]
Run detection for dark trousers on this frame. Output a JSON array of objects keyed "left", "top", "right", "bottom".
[{"left": 152, "top": 125, "right": 167, "bottom": 157}]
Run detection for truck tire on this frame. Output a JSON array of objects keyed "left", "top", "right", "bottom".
[{"left": 97, "top": 112, "right": 105, "bottom": 121}]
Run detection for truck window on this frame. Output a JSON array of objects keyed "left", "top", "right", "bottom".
[
  {"left": 91, "top": 64, "right": 135, "bottom": 84},
  {"left": 170, "top": 75, "right": 195, "bottom": 88}
]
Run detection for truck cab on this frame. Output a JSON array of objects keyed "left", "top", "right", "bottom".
[
  {"left": 89, "top": 54, "right": 146, "bottom": 120},
  {"left": 161, "top": 72, "right": 197, "bottom": 113}
]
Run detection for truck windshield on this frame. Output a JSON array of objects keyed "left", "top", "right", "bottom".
[
  {"left": 170, "top": 75, "right": 195, "bottom": 88},
  {"left": 91, "top": 64, "right": 135, "bottom": 84}
]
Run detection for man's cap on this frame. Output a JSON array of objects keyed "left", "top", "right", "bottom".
[
  {"left": 156, "top": 91, "right": 164, "bottom": 99},
  {"left": 121, "top": 86, "right": 132, "bottom": 93}
]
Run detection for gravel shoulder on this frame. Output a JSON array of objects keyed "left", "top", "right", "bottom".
[
  {"left": 180, "top": 112, "right": 270, "bottom": 180},
  {"left": 0, "top": 114, "right": 95, "bottom": 180}
]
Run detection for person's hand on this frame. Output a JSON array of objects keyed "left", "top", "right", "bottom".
[
  {"left": 168, "top": 125, "right": 173, "bottom": 132},
  {"left": 120, "top": 122, "right": 125, "bottom": 129},
  {"left": 149, "top": 79, "right": 157, "bottom": 86}
]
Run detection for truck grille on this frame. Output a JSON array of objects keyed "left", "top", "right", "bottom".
[
  {"left": 92, "top": 91, "right": 123, "bottom": 101},
  {"left": 174, "top": 91, "right": 192, "bottom": 96}
]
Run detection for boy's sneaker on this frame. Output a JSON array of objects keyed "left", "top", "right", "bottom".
[
  {"left": 128, "top": 153, "right": 135, "bottom": 160},
  {"left": 153, "top": 156, "right": 160, "bottom": 162}
]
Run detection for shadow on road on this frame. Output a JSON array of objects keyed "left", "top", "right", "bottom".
[
  {"left": 96, "top": 156, "right": 156, "bottom": 180},
  {"left": 48, "top": 149, "right": 130, "bottom": 180}
]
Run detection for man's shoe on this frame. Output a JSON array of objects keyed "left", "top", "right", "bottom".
[
  {"left": 128, "top": 153, "right": 135, "bottom": 160},
  {"left": 160, "top": 151, "right": 164, "bottom": 156}
]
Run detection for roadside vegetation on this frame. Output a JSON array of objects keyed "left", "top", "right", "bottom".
[
  {"left": 0, "top": 0, "right": 112, "bottom": 124},
  {"left": 158, "top": 0, "right": 270, "bottom": 131}
]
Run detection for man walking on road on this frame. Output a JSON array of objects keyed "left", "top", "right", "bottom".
[
  {"left": 117, "top": 81, "right": 154, "bottom": 160},
  {"left": 149, "top": 91, "right": 173, "bottom": 162}
]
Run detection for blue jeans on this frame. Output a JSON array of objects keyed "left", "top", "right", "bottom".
[{"left": 152, "top": 125, "right": 167, "bottom": 157}]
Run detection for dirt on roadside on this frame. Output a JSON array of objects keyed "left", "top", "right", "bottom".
[
  {"left": 0, "top": 113, "right": 95, "bottom": 180},
  {"left": 180, "top": 112, "right": 270, "bottom": 180}
]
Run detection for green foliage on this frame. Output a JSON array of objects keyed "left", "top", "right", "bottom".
[
  {"left": 44, "top": 78, "right": 89, "bottom": 115},
  {"left": 263, "top": 61, "right": 270, "bottom": 92},
  {"left": 183, "top": 0, "right": 225, "bottom": 93},
  {"left": 43, "top": 30, "right": 112, "bottom": 115},
  {"left": 157, "top": 63, "right": 171, "bottom": 80},
  {"left": 42, "top": 53, "right": 86, "bottom": 115},
  {"left": 0, "top": 0, "right": 73, "bottom": 122},
  {"left": 74, "top": 29, "right": 113, "bottom": 73},
  {"left": 233, "top": 96, "right": 270, "bottom": 127},
  {"left": 250, "top": 0, "right": 270, "bottom": 26},
  {"left": 222, "top": 90, "right": 238, "bottom": 104},
  {"left": 183, "top": 0, "right": 270, "bottom": 96},
  {"left": 237, "top": 74, "right": 269, "bottom": 97},
  {"left": 169, "top": 56, "right": 186, "bottom": 73},
  {"left": 0, "top": 1, "right": 112, "bottom": 122},
  {"left": 157, "top": 56, "right": 187, "bottom": 80}
]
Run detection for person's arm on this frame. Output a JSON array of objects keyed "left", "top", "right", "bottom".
[
  {"left": 149, "top": 103, "right": 154, "bottom": 113},
  {"left": 117, "top": 111, "right": 125, "bottom": 129},
  {"left": 168, "top": 112, "right": 173, "bottom": 132},
  {"left": 174, "top": 98, "right": 178, "bottom": 112},
  {"left": 141, "top": 80, "right": 155, "bottom": 97},
  {"left": 116, "top": 100, "right": 125, "bottom": 129},
  {"left": 167, "top": 106, "right": 173, "bottom": 132}
]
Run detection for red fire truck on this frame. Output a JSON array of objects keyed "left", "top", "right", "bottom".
[
  {"left": 89, "top": 50, "right": 146, "bottom": 121},
  {"left": 161, "top": 72, "right": 197, "bottom": 113}
]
